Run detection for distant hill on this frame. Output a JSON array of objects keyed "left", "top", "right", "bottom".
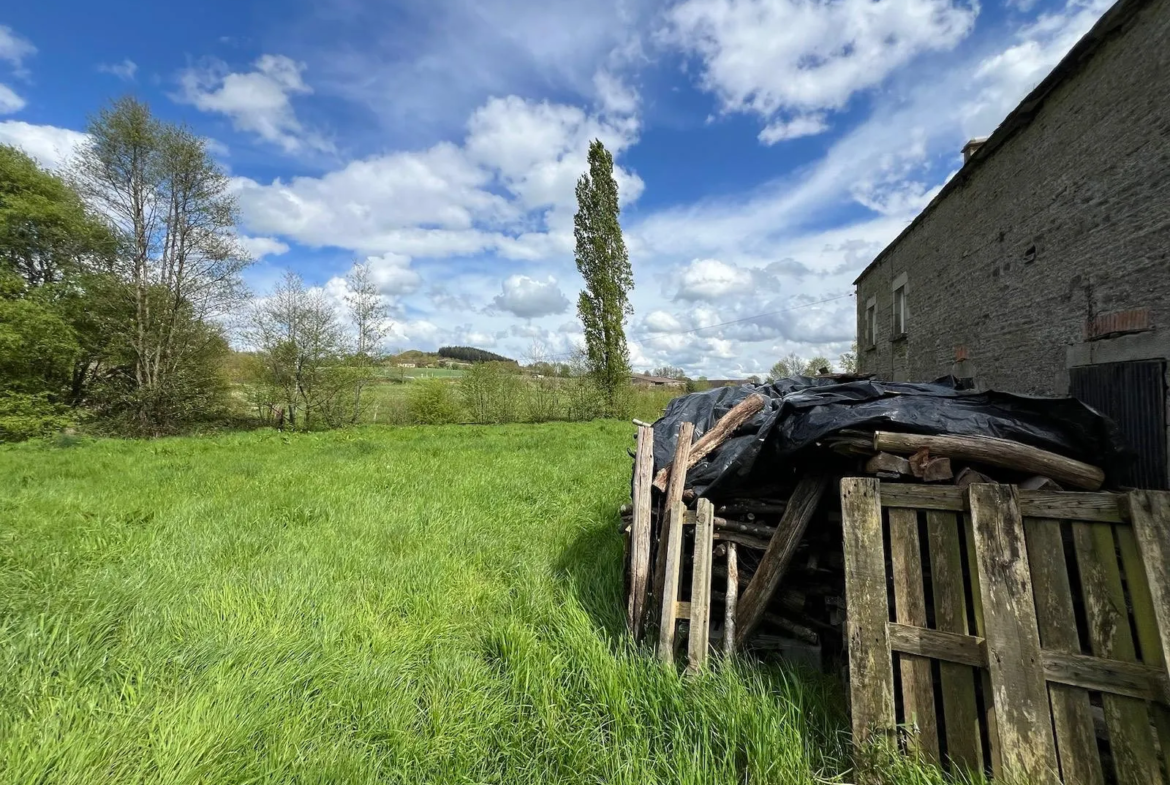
[{"left": 437, "top": 346, "right": 516, "bottom": 364}]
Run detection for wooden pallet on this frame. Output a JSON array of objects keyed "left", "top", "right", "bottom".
[{"left": 842, "top": 479, "right": 1170, "bottom": 785}]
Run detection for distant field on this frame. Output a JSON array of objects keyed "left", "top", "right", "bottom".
[
  {"left": 380, "top": 367, "right": 467, "bottom": 380},
  {"left": 0, "top": 423, "right": 865, "bottom": 784}
]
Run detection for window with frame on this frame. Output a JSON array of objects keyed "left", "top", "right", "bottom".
[
  {"left": 865, "top": 300, "right": 877, "bottom": 347},
  {"left": 892, "top": 284, "right": 907, "bottom": 336}
]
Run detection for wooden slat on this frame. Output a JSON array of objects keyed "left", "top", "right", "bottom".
[
  {"left": 650, "top": 422, "right": 695, "bottom": 636},
  {"left": 878, "top": 483, "right": 966, "bottom": 511},
  {"left": 723, "top": 543, "right": 738, "bottom": 656},
  {"left": 1073, "top": 521, "right": 1161, "bottom": 784},
  {"left": 653, "top": 394, "right": 765, "bottom": 491},
  {"left": 964, "top": 512, "right": 1001, "bottom": 777},
  {"left": 889, "top": 509, "right": 939, "bottom": 763},
  {"left": 627, "top": 424, "right": 655, "bottom": 639},
  {"left": 675, "top": 601, "right": 690, "bottom": 620},
  {"left": 686, "top": 499, "right": 714, "bottom": 674},
  {"left": 1042, "top": 650, "right": 1170, "bottom": 702},
  {"left": 656, "top": 500, "right": 687, "bottom": 664},
  {"left": 926, "top": 510, "right": 985, "bottom": 774},
  {"left": 1019, "top": 491, "right": 1123, "bottom": 524},
  {"left": 734, "top": 474, "right": 828, "bottom": 648},
  {"left": 887, "top": 622, "right": 987, "bottom": 668},
  {"left": 1024, "top": 518, "right": 1104, "bottom": 785},
  {"left": 969, "top": 484, "right": 1059, "bottom": 785},
  {"left": 875, "top": 432, "right": 1105, "bottom": 490},
  {"left": 711, "top": 530, "right": 771, "bottom": 550},
  {"left": 1122, "top": 491, "right": 1170, "bottom": 777},
  {"left": 841, "top": 478, "right": 895, "bottom": 750}
]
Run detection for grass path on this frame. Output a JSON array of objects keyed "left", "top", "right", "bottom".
[{"left": 0, "top": 423, "right": 853, "bottom": 784}]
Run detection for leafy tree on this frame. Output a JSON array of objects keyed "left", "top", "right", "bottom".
[
  {"left": 437, "top": 346, "right": 514, "bottom": 364},
  {"left": 766, "top": 353, "right": 834, "bottom": 382},
  {"left": 574, "top": 139, "right": 632, "bottom": 410},
  {"left": 344, "top": 261, "right": 389, "bottom": 422},
  {"left": 407, "top": 379, "right": 462, "bottom": 425},
  {"left": 653, "top": 365, "right": 687, "bottom": 380},
  {"left": 71, "top": 97, "right": 249, "bottom": 432},
  {"left": 839, "top": 342, "right": 859, "bottom": 374},
  {"left": 745, "top": 374, "right": 762, "bottom": 384},
  {"left": 460, "top": 362, "right": 523, "bottom": 424}
]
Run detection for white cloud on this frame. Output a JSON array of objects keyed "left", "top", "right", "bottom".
[
  {"left": 676, "top": 258, "right": 754, "bottom": 300},
  {"left": 594, "top": 70, "right": 639, "bottom": 115},
  {"left": 175, "top": 54, "right": 331, "bottom": 153},
  {"left": 0, "top": 26, "right": 35, "bottom": 71},
  {"left": 491, "top": 275, "right": 570, "bottom": 318},
  {"left": 663, "top": 0, "right": 977, "bottom": 137},
  {"left": 0, "top": 84, "right": 24, "bottom": 114},
  {"left": 232, "top": 93, "right": 641, "bottom": 261},
  {"left": 0, "top": 121, "right": 87, "bottom": 169},
  {"left": 98, "top": 59, "right": 137, "bottom": 81},
  {"left": 758, "top": 114, "right": 829, "bottom": 145},
  {"left": 237, "top": 235, "right": 290, "bottom": 260},
  {"left": 366, "top": 253, "right": 422, "bottom": 296}
]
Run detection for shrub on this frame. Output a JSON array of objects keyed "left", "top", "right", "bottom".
[
  {"left": 460, "top": 362, "right": 524, "bottom": 424},
  {"left": 407, "top": 380, "right": 463, "bottom": 424},
  {"left": 0, "top": 392, "right": 75, "bottom": 442}
]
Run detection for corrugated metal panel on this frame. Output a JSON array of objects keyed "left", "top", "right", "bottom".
[{"left": 1070, "top": 361, "right": 1168, "bottom": 489}]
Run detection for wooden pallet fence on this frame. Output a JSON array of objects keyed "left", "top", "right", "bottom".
[{"left": 841, "top": 479, "right": 1170, "bottom": 785}]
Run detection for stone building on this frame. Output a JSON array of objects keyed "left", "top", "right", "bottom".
[{"left": 853, "top": 0, "right": 1170, "bottom": 488}]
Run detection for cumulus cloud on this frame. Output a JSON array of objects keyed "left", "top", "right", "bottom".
[
  {"left": 0, "top": 26, "right": 35, "bottom": 71},
  {"left": 237, "top": 235, "right": 289, "bottom": 260},
  {"left": 662, "top": 0, "right": 977, "bottom": 138},
  {"left": 0, "top": 84, "right": 24, "bottom": 114},
  {"left": 676, "top": 258, "right": 755, "bottom": 301},
  {"left": 365, "top": 253, "right": 422, "bottom": 296},
  {"left": 0, "top": 121, "right": 88, "bottom": 169},
  {"left": 98, "top": 59, "right": 137, "bottom": 81},
  {"left": 175, "top": 55, "right": 332, "bottom": 153},
  {"left": 758, "top": 114, "right": 829, "bottom": 145},
  {"left": 491, "top": 275, "right": 570, "bottom": 318}
]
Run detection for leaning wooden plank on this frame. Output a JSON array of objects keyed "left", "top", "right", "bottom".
[
  {"left": 656, "top": 500, "right": 687, "bottom": 664},
  {"left": 650, "top": 422, "right": 695, "bottom": 636},
  {"left": 875, "top": 432, "right": 1105, "bottom": 491},
  {"left": 886, "top": 623, "right": 987, "bottom": 668},
  {"left": 1120, "top": 491, "right": 1170, "bottom": 777},
  {"left": 723, "top": 543, "right": 738, "bottom": 656},
  {"left": 963, "top": 513, "right": 1001, "bottom": 777},
  {"left": 1072, "top": 520, "right": 1160, "bottom": 785},
  {"left": 840, "top": 478, "right": 896, "bottom": 753},
  {"left": 686, "top": 499, "right": 715, "bottom": 674},
  {"left": 734, "top": 474, "right": 829, "bottom": 648},
  {"left": 711, "top": 530, "right": 772, "bottom": 551},
  {"left": 889, "top": 508, "right": 939, "bottom": 763},
  {"left": 652, "top": 394, "right": 766, "bottom": 491},
  {"left": 925, "top": 510, "right": 984, "bottom": 775},
  {"left": 627, "top": 424, "right": 655, "bottom": 639},
  {"left": 1024, "top": 517, "right": 1103, "bottom": 785},
  {"left": 968, "top": 484, "right": 1060, "bottom": 785}
]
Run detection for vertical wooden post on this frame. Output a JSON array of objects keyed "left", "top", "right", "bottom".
[
  {"left": 926, "top": 510, "right": 983, "bottom": 774},
  {"left": 964, "top": 514, "right": 1002, "bottom": 777},
  {"left": 889, "top": 508, "right": 939, "bottom": 763},
  {"left": 1024, "top": 518, "right": 1103, "bottom": 785},
  {"left": 657, "top": 499, "right": 687, "bottom": 664},
  {"left": 650, "top": 422, "right": 695, "bottom": 632},
  {"left": 735, "top": 474, "right": 828, "bottom": 648},
  {"left": 840, "top": 478, "right": 895, "bottom": 755},
  {"left": 687, "top": 498, "right": 715, "bottom": 673},
  {"left": 627, "top": 424, "right": 655, "bottom": 639},
  {"left": 723, "top": 543, "right": 738, "bottom": 656},
  {"left": 968, "top": 483, "right": 1059, "bottom": 785}
]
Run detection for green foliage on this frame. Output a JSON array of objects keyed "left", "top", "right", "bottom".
[
  {"left": 685, "top": 376, "right": 710, "bottom": 393},
  {"left": 839, "top": 342, "right": 859, "bottom": 374},
  {"left": 407, "top": 379, "right": 463, "bottom": 424},
  {"left": 574, "top": 140, "right": 633, "bottom": 409},
  {"left": 438, "top": 345, "right": 515, "bottom": 364},
  {"left": 652, "top": 365, "right": 687, "bottom": 380},
  {"left": 459, "top": 362, "right": 524, "bottom": 423},
  {"left": 0, "top": 391, "right": 74, "bottom": 442},
  {"left": 767, "top": 353, "right": 834, "bottom": 382},
  {"left": 0, "top": 278, "right": 80, "bottom": 395}
]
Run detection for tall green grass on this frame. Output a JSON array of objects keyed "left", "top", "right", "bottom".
[{"left": 0, "top": 422, "right": 943, "bottom": 784}]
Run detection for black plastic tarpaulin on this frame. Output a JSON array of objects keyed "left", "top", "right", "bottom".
[{"left": 650, "top": 376, "right": 1131, "bottom": 497}]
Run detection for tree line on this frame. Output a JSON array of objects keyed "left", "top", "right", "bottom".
[{"left": 436, "top": 346, "right": 515, "bottom": 365}]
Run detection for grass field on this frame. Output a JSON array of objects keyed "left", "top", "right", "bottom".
[{"left": 0, "top": 422, "right": 907, "bottom": 784}]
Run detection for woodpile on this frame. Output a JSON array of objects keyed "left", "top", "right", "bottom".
[{"left": 623, "top": 401, "right": 1110, "bottom": 674}]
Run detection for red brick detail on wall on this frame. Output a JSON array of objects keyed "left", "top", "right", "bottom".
[
  {"left": 1084, "top": 308, "right": 1151, "bottom": 340},
  {"left": 954, "top": 346, "right": 969, "bottom": 362}
]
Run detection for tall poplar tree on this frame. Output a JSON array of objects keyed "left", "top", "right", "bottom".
[{"left": 573, "top": 139, "right": 632, "bottom": 408}]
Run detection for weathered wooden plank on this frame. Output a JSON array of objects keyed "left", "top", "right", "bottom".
[
  {"left": 886, "top": 622, "right": 987, "bottom": 668},
  {"left": 653, "top": 395, "right": 765, "bottom": 491},
  {"left": 687, "top": 499, "right": 715, "bottom": 674},
  {"left": 734, "top": 474, "right": 829, "bottom": 648},
  {"left": 1024, "top": 517, "right": 1104, "bottom": 785},
  {"left": 711, "top": 530, "right": 772, "bottom": 551},
  {"left": 964, "top": 512, "right": 1001, "bottom": 777},
  {"left": 1019, "top": 491, "right": 1124, "bottom": 524},
  {"left": 650, "top": 422, "right": 695, "bottom": 637},
  {"left": 723, "top": 543, "right": 738, "bottom": 656},
  {"left": 656, "top": 500, "right": 687, "bottom": 664},
  {"left": 969, "top": 484, "right": 1059, "bottom": 785},
  {"left": 1041, "top": 650, "right": 1170, "bottom": 703},
  {"left": 926, "top": 510, "right": 985, "bottom": 774},
  {"left": 866, "top": 452, "right": 912, "bottom": 475},
  {"left": 1120, "top": 491, "right": 1170, "bottom": 778},
  {"left": 840, "top": 478, "right": 895, "bottom": 751},
  {"left": 628, "top": 425, "right": 655, "bottom": 639},
  {"left": 889, "top": 508, "right": 939, "bottom": 763},
  {"left": 878, "top": 483, "right": 966, "bottom": 511},
  {"left": 875, "top": 432, "right": 1105, "bottom": 490},
  {"left": 675, "top": 601, "right": 690, "bottom": 620},
  {"left": 1072, "top": 521, "right": 1161, "bottom": 785}
]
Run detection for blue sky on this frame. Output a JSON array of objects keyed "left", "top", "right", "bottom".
[{"left": 1, "top": 0, "right": 1113, "bottom": 376}]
